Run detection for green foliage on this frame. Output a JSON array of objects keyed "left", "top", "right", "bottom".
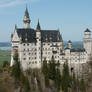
[
  {"left": 0, "top": 50, "right": 11, "bottom": 66},
  {"left": 11, "top": 50, "right": 21, "bottom": 80},
  {"left": 55, "top": 67, "right": 62, "bottom": 91},
  {"left": 70, "top": 73, "right": 79, "bottom": 92},
  {"left": 42, "top": 58, "right": 49, "bottom": 86},
  {"left": 42, "top": 57, "right": 62, "bottom": 91},
  {"left": 49, "top": 56, "right": 57, "bottom": 80},
  {"left": 42, "top": 57, "right": 87, "bottom": 92},
  {"left": 11, "top": 50, "right": 30, "bottom": 91},
  {"left": 20, "top": 72, "right": 30, "bottom": 92},
  {"left": 11, "top": 60, "right": 21, "bottom": 80},
  {"left": 13, "top": 50, "right": 18, "bottom": 62},
  {"left": 61, "top": 62, "right": 71, "bottom": 92},
  {"left": 3, "top": 61, "right": 9, "bottom": 67},
  {"left": 80, "top": 78, "right": 86, "bottom": 92}
]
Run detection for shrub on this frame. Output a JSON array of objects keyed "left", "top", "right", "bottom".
[{"left": 3, "top": 61, "right": 9, "bottom": 67}]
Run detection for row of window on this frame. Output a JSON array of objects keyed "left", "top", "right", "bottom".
[
  {"left": 42, "top": 55, "right": 59, "bottom": 60},
  {"left": 42, "top": 52, "right": 51, "bottom": 55},
  {"left": 23, "top": 48, "right": 37, "bottom": 51},
  {"left": 23, "top": 43, "right": 60, "bottom": 46},
  {"left": 23, "top": 57, "right": 37, "bottom": 60},
  {"left": 23, "top": 47, "right": 60, "bottom": 52},
  {"left": 23, "top": 52, "right": 37, "bottom": 55},
  {"left": 29, "top": 61, "right": 37, "bottom": 64},
  {"left": 23, "top": 56, "right": 41, "bottom": 60},
  {"left": 29, "top": 61, "right": 41, "bottom": 64},
  {"left": 43, "top": 43, "right": 60, "bottom": 46},
  {"left": 43, "top": 47, "right": 60, "bottom": 51},
  {"left": 23, "top": 43, "right": 36, "bottom": 46}
]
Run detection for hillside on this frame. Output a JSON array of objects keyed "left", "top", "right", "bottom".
[
  {"left": 0, "top": 58, "right": 92, "bottom": 92},
  {"left": 0, "top": 65, "right": 92, "bottom": 92},
  {"left": 0, "top": 50, "right": 11, "bottom": 66}
]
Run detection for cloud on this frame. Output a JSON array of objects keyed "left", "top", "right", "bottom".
[{"left": 0, "top": 0, "right": 40, "bottom": 8}]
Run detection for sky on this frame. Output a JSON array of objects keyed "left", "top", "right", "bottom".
[{"left": 0, "top": 0, "right": 92, "bottom": 42}]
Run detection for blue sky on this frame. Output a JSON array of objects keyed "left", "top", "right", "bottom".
[{"left": 0, "top": 0, "right": 92, "bottom": 42}]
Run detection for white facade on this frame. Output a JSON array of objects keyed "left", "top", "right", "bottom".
[
  {"left": 83, "top": 29, "right": 92, "bottom": 56},
  {"left": 11, "top": 8, "right": 92, "bottom": 71}
]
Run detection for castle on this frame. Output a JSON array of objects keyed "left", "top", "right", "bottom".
[{"left": 11, "top": 8, "right": 92, "bottom": 72}]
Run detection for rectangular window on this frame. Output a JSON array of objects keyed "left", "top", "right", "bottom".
[
  {"left": 28, "top": 48, "right": 29, "bottom": 51},
  {"left": 23, "top": 44, "right": 25, "bottom": 46},
  {"left": 23, "top": 58, "right": 26, "bottom": 60},
  {"left": 24, "top": 49, "right": 25, "bottom": 51}
]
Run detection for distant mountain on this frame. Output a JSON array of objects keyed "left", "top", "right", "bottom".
[
  {"left": 64, "top": 41, "right": 83, "bottom": 49},
  {"left": 0, "top": 42, "right": 11, "bottom": 47}
]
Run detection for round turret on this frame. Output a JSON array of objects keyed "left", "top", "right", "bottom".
[
  {"left": 68, "top": 40, "right": 72, "bottom": 49},
  {"left": 84, "top": 28, "right": 91, "bottom": 39}
]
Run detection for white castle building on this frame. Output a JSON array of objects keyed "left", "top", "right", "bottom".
[{"left": 11, "top": 8, "right": 92, "bottom": 71}]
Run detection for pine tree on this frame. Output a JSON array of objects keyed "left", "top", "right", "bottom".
[
  {"left": 11, "top": 50, "right": 30, "bottom": 91},
  {"left": 11, "top": 50, "right": 21, "bottom": 80},
  {"left": 3, "top": 61, "right": 9, "bottom": 67},
  {"left": 71, "top": 73, "right": 78, "bottom": 92},
  {"left": 55, "top": 67, "right": 62, "bottom": 91},
  {"left": 80, "top": 78, "right": 86, "bottom": 92},
  {"left": 61, "top": 62, "right": 70, "bottom": 92},
  {"left": 42, "top": 58, "right": 49, "bottom": 86},
  {"left": 49, "top": 56, "right": 57, "bottom": 80}
]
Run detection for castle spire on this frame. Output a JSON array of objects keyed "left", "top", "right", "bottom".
[
  {"left": 36, "top": 19, "right": 41, "bottom": 31},
  {"left": 15, "top": 24, "right": 17, "bottom": 29},
  {"left": 25, "top": 6, "right": 30, "bottom": 18},
  {"left": 23, "top": 6, "right": 31, "bottom": 29}
]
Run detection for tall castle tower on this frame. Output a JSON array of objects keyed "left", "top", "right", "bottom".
[
  {"left": 83, "top": 28, "right": 92, "bottom": 56},
  {"left": 36, "top": 20, "right": 42, "bottom": 68},
  {"left": 23, "top": 7, "right": 31, "bottom": 29}
]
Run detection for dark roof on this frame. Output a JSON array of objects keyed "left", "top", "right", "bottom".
[
  {"left": 41, "top": 30, "right": 62, "bottom": 42},
  {"left": 70, "top": 48, "right": 85, "bottom": 52},
  {"left": 17, "top": 28, "right": 36, "bottom": 43},
  {"left": 68, "top": 40, "right": 72, "bottom": 43},
  {"left": 85, "top": 28, "right": 91, "bottom": 32},
  {"left": 65, "top": 47, "right": 70, "bottom": 50},
  {"left": 16, "top": 28, "right": 62, "bottom": 43},
  {"left": 25, "top": 7, "right": 30, "bottom": 18}
]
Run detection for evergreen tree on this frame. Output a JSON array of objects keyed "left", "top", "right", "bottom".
[
  {"left": 11, "top": 50, "right": 30, "bottom": 91},
  {"left": 80, "top": 78, "right": 86, "bottom": 92},
  {"left": 3, "top": 61, "right": 9, "bottom": 67},
  {"left": 61, "top": 62, "right": 70, "bottom": 92},
  {"left": 71, "top": 73, "right": 78, "bottom": 92},
  {"left": 42, "top": 58, "right": 49, "bottom": 86},
  {"left": 49, "top": 56, "right": 57, "bottom": 80},
  {"left": 49, "top": 57, "right": 62, "bottom": 91},
  {"left": 55, "top": 67, "right": 62, "bottom": 91},
  {"left": 11, "top": 50, "right": 21, "bottom": 80}
]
